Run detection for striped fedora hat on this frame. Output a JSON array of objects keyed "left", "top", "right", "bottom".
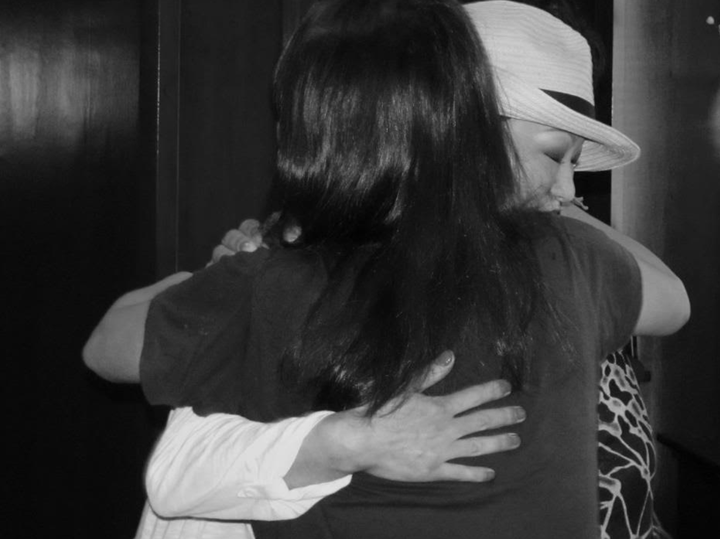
[{"left": 465, "top": 1, "right": 640, "bottom": 171}]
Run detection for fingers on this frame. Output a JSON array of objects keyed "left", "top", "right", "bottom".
[
  {"left": 432, "top": 463, "right": 497, "bottom": 483},
  {"left": 221, "top": 229, "right": 261, "bottom": 253},
  {"left": 440, "top": 379, "right": 512, "bottom": 417},
  {"left": 242, "top": 215, "right": 300, "bottom": 245},
  {"left": 238, "top": 219, "right": 261, "bottom": 235},
  {"left": 211, "top": 244, "right": 235, "bottom": 264},
  {"left": 446, "top": 432, "right": 521, "bottom": 462},
  {"left": 454, "top": 405, "right": 526, "bottom": 435},
  {"left": 418, "top": 351, "right": 455, "bottom": 391},
  {"left": 211, "top": 222, "right": 265, "bottom": 266},
  {"left": 238, "top": 219, "right": 264, "bottom": 246},
  {"left": 283, "top": 224, "right": 302, "bottom": 243}
]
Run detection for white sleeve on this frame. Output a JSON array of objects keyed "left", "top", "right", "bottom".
[{"left": 145, "top": 407, "right": 352, "bottom": 521}]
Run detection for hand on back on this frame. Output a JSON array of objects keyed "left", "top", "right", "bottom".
[
  {"left": 215, "top": 220, "right": 526, "bottom": 484},
  {"left": 286, "top": 351, "right": 525, "bottom": 488},
  {"left": 339, "top": 351, "right": 524, "bottom": 483}
]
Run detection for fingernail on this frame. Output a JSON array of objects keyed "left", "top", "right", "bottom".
[
  {"left": 499, "top": 380, "right": 512, "bottom": 397},
  {"left": 514, "top": 407, "right": 526, "bottom": 422},
  {"left": 508, "top": 433, "right": 521, "bottom": 447},
  {"left": 486, "top": 469, "right": 496, "bottom": 481},
  {"left": 440, "top": 351, "right": 454, "bottom": 366},
  {"left": 284, "top": 226, "right": 301, "bottom": 243},
  {"left": 239, "top": 241, "right": 257, "bottom": 253}
]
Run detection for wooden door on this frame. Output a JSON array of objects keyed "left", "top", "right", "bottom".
[{"left": 1, "top": 0, "right": 159, "bottom": 536}]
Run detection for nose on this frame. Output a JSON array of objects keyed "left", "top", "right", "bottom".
[{"left": 550, "top": 163, "right": 576, "bottom": 204}]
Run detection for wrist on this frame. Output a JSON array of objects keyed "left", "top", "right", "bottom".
[
  {"left": 283, "top": 412, "right": 362, "bottom": 489},
  {"left": 314, "top": 411, "right": 369, "bottom": 476}
]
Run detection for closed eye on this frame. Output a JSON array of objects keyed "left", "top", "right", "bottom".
[{"left": 546, "top": 153, "right": 580, "bottom": 167}]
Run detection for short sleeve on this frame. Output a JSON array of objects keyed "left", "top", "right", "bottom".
[
  {"left": 561, "top": 218, "right": 643, "bottom": 357},
  {"left": 140, "top": 250, "right": 270, "bottom": 411}
]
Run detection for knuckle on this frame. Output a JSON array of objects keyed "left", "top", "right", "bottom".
[
  {"left": 472, "top": 412, "right": 491, "bottom": 431},
  {"left": 212, "top": 245, "right": 232, "bottom": 262},
  {"left": 493, "top": 433, "right": 520, "bottom": 451},
  {"left": 239, "top": 219, "right": 260, "bottom": 233},
  {"left": 468, "top": 438, "right": 485, "bottom": 456},
  {"left": 224, "top": 229, "right": 241, "bottom": 240},
  {"left": 222, "top": 230, "right": 242, "bottom": 248},
  {"left": 491, "top": 379, "right": 511, "bottom": 399},
  {"left": 491, "top": 407, "right": 518, "bottom": 428}
]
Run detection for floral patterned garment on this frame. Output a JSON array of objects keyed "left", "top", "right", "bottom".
[{"left": 598, "top": 349, "right": 670, "bottom": 539}]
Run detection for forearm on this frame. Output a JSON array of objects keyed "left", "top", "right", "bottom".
[
  {"left": 145, "top": 357, "right": 521, "bottom": 521},
  {"left": 561, "top": 204, "right": 690, "bottom": 335},
  {"left": 82, "top": 300, "right": 148, "bottom": 382},
  {"left": 82, "top": 272, "right": 192, "bottom": 382},
  {"left": 145, "top": 408, "right": 351, "bottom": 521}
]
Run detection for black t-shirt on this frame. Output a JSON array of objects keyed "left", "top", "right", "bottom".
[{"left": 141, "top": 216, "right": 641, "bottom": 539}]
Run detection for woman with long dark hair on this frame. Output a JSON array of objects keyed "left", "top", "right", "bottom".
[
  {"left": 84, "top": 1, "right": 686, "bottom": 538},
  {"left": 264, "top": 0, "right": 550, "bottom": 415}
]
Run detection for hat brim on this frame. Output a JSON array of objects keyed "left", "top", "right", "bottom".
[{"left": 496, "top": 71, "right": 641, "bottom": 171}]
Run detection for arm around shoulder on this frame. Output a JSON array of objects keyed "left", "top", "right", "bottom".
[
  {"left": 562, "top": 205, "right": 690, "bottom": 336},
  {"left": 633, "top": 257, "right": 690, "bottom": 336}
]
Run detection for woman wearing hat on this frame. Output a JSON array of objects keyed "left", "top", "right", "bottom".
[
  {"left": 468, "top": 3, "right": 678, "bottom": 537},
  {"left": 84, "top": 1, "right": 688, "bottom": 538}
]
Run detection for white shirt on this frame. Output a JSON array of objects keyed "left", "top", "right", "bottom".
[{"left": 135, "top": 407, "right": 352, "bottom": 539}]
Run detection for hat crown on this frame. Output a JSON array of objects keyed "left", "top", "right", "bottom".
[
  {"left": 463, "top": 1, "right": 640, "bottom": 171},
  {"left": 466, "top": 1, "right": 594, "bottom": 105}
]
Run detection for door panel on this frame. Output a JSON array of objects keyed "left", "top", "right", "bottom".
[
  {"left": 156, "top": 0, "right": 283, "bottom": 273},
  {"left": 1, "top": 0, "right": 159, "bottom": 536}
]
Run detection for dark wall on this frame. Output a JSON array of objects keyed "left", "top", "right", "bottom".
[
  {"left": 2, "top": 0, "right": 285, "bottom": 535},
  {"left": 1, "top": 0, "right": 159, "bottom": 536},
  {"left": 157, "top": 0, "right": 283, "bottom": 274},
  {"left": 612, "top": 1, "right": 720, "bottom": 535}
]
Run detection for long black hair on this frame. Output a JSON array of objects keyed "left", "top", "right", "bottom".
[{"left": 271, "top": 0, "right": 553, "bottom": 415}]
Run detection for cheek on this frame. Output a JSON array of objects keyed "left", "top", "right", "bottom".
[{"left": 516, "top": 158, "right": 557, "bottom": 205}]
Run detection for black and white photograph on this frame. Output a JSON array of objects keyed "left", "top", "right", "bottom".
[{"left": 2, "top": 1, "right": 718, "bottom": 538}]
